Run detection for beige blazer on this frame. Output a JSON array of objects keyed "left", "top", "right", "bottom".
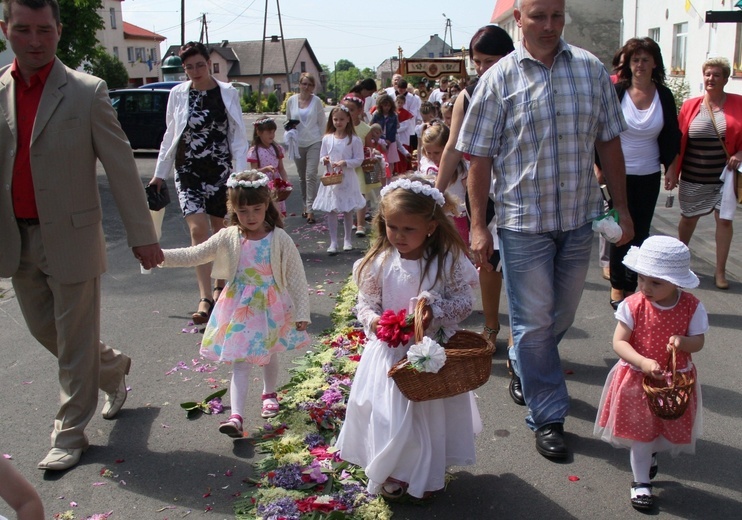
[{"left": 0, "top": 58, "right": 157, "bottom": 284}]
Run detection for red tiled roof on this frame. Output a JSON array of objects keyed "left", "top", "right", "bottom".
[
  {"left": 491, "top": 0, "right": 516, "bottom": 22},
  {"left": 123, "top": 21, "right": 166, "bottom": 41}
]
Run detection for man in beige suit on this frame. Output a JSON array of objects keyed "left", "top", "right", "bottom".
[{"left": 0, "top": 0, "right": 164, "bottom": 471}]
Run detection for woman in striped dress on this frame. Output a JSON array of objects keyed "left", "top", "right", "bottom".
[{"left": 677, "top": 57, "right": 742, "bottom": 290}]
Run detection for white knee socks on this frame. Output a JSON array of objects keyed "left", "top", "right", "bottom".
[{"left": 229, "top": 361, "right": 252, "bottom": 418}]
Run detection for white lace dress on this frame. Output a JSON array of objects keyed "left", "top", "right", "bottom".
[{"left": 335, "top": 249, "right": 482, "bottom": 499}]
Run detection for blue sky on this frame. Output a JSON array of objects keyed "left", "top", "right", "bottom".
[{"left": 123, "top": 0, "right": 497, "bottom": 70}]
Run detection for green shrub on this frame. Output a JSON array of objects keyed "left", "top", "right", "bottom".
[{"left": 266, "top": 91, "right": 279, "bottom": 112}]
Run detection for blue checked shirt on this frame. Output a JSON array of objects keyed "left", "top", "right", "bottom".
[{"left": 457, "top": 40, "right": 627, "bottom": 233}]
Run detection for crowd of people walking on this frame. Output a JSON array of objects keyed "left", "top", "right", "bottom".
[{"left": 1, "top": 0, "right": 739, "bottom": 517}]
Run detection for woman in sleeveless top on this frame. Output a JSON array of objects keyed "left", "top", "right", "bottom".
[{"left": 677, "top": 57, "right": 742, "bottom": 290}]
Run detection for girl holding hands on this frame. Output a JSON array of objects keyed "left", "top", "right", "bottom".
[{"left": 161, "top": 171, "right": 311, "bottom": 438}]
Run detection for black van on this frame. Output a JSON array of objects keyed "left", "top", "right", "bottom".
[{"left": 109, "top": 89, "right": 170, "bottom": 150}]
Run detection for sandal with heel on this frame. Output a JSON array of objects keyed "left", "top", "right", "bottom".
[
  {"left": 192, "top": 297, "right": 214, "bottom": 325},
  {"left": 261, "top": 393, "right": 280, "bottom": 418}
]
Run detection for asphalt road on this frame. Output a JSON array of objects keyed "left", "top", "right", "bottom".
[{"left": 1, "top": 113, "right": 741, "bottom": 519}]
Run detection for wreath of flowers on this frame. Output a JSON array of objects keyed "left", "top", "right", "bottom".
[
  {"left": 254, "top": 117, "right": 275, "bottom": 127},
  {"left": 342, "top": 95, "right": 364, "bottom": 106},
  {"left": 380, "top": 178, "right": 446, "bottom": 207},
  {"left": 336, "top": 104, "right": 351, "bottom": 114},
  {"left": 226, "top": 170, "right": 269, "bottom": 189}
]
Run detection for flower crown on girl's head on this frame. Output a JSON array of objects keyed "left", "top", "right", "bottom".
[
  {"left": 380, "top": 178, "right": 446, "bottom": 207},
  {"left": 335, "top": 104, "right": 350, "bottom": 114},
  {"left": 226, "top": 170, "right": 269, "bottom": 189},
  {"left": 253, "top": 117, "right": 274, "bottom": 127},
  {"left": 342, "top": 94, "right": 363, "bottom": 105}
]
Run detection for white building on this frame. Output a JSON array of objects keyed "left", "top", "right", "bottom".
[
  {"left": 98, "top": 0, "right": 165, "bottom": 86},
  {"left": 622, "top": 0, "right": 742, "bottom": 96}
]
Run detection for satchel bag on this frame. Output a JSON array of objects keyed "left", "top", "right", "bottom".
[
  {"left": 706, "top": 98, "right": 742, "bottom": 204},
  {"left": 145, "top": 183, "right": 171, "bottom": 211}
]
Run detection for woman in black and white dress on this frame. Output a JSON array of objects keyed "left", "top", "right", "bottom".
[{"left": 150, "top": 41, "right": 248, "bottom": 323}]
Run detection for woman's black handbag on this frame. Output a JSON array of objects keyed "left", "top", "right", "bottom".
[{"left": 145, "top": 183, "right": 170, "bottom": 211}]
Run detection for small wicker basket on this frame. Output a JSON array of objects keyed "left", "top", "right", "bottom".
[
  {"left": 387, "top": 298, "right": 494, "bottom": 402},
  {"left": 320, "top": 173, "right": 343, "bottom": 186},
  {"left": 272, "top": 187, "right": 292, "bottom": 202},
  {"left": 361, "top": 157, "right": 377, "bottom": 173},
  {"left": 642, "top": 347, "right": 695, "bottom": 420}
]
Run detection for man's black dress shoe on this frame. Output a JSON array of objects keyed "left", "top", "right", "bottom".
[
  {"left": 535, "top": 423, "right": 568, "bottom": 460},
  {"left": 509, "top": 373, "right": 525, "bottom": 406}
]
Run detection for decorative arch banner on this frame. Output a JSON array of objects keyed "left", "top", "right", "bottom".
[{"left": 403, "top": 58, "right": 466, "bottom": 79}]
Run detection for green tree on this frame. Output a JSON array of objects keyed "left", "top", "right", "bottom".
[
  {"left": 57, "top": 0, "right": 105, "bottom": 69},
  {"left": 86, "top": 47, "right": 128, "bottom": 88},
  {"left": 335, "top": 59, "right": 355, "bottom": 72}
]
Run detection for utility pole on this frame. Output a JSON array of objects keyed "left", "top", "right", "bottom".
[
  {"left": 180, "top": 0, "right": 185, "bottom": 46},
  {"left": 442, "top": 13, "right": 453, "bottom": 56},
  {"left": 258, "top": 0, "right": 292, "bottom": 112},
  {"left": 198, "top": 13, "right": 209, "bottom": 45}
]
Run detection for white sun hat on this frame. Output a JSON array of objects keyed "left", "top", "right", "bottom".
[{"left": 622, "top": 235, "right": 699, "bottom": 289}]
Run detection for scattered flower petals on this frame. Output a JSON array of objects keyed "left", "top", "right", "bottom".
[
  {"left": 564, "top": 369, "right": 575, "bottom": 375},
  {"left": 70, "top": 501, "right": 78, "bottom": 507},
  {"left": 119, "top": 480, "right": 126, "bottom": 486},
  {"left": 203, "top": 492, "right": 211, "bottom": 498},
  {"left": 3, "top": 454, "right": 11, "bottom": 459},
  {"left": 92, "top": 482, "right": 107, "bottom": 487},
  {"left": 161, "top": 424, "right": 170, "bottom": 428},
  {"left": 157, "top": 506, "right": 176, "bottom": 512},
  {"left": 568, "top": 475, "right": 580, "bottom": 482},
  {"left": 22, "top": 380, "right": 33, "bottom": 384},
  {"left": 115, "top": 459, "right": 125, "bottom": 464},
  {"left": 224, "top": 469, "right": 233, "bottom": 477}
]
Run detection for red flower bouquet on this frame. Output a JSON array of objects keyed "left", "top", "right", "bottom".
[
  {"left": 268, "top": 178, "right": 293, "bottom": 202},
  {"left": 376, "top": 309, "right": 414, "bottom": 348}
]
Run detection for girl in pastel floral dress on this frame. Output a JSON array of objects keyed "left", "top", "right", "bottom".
[
  {"left": 336, "top": 175, "right": 481, "bottom": 501},
  {"left": 595, "top": 236, "right": 707, "bottom": 510},
  {"left": 162, "top": 171, "right": 311, "bottom": 438}
]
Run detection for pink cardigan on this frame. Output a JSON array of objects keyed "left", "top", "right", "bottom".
[{"left": 678, "top": 93, "right": 742, "bottom": 172}]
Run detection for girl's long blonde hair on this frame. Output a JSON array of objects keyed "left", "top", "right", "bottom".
[
  {"left": 356, "top": 174, "right": 466, "bottom": 290},
  {"left": 421, "top": 121, "right": 466, "bottom": 182}
]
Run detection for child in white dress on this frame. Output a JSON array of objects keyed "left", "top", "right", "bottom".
[
  {"left": 595, "top": 236, "right": 707, "bottom": 510},
  {"left": 312, "top": 105, "right": 366, "bottom": 254},
  {"left": 161, "top": 171, "right": 311, "bottom": 438},
  {"left": 336, "top": 175, "right": 481, "bottom": 501}
]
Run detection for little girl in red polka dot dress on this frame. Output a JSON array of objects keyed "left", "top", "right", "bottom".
[{"left": 594, "top": 236, "right": 707, "bottom": 511}]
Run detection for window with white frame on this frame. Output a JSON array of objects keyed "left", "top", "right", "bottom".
[
  {"left": 113, "top": 46, "right": 119, "bottom": 60},
  {"left": 127, "top": 47, "right": 134, "bottom": 63},
  {"left": 671, "top": 22, "right": 688, "bottom": 75},
  {"left": 735, "top": 23, "right": 742, "bottom": 77},
  {"left": 648, "top": 27, "right": 660, "bottom": 44},
  {"left": 109, "top": 7, "right": 116, "bottom": 29}
]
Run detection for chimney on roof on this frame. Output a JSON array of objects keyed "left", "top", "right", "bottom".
[
  {"left": 270, "top": 35, "right": 279, "bottom": 42},
  {"left": 221, "top": 40, "right": 228, "bottom": 47},
  {"left": 430, "top": 34, "right": 438, "bottom": 40}
]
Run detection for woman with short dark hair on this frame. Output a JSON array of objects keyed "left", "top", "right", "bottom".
[{"left": 150, "top": 41, "right": 248, "bottom": 323}]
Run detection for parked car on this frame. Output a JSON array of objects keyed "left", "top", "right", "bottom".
[
  {"left": 109, "top": 89, "right": 170, "bottom": 150},
  {"left": 138, "top": 81, "right": 182, "bottom": 90}
]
